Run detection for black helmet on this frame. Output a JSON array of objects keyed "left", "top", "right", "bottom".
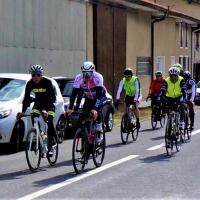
[
  {"left": 183, "top": 71, "right": 191, "bottom": 79},
  {"left": 124, "top": 68, "right": 133, "bottom": 76},
  {"left": 155, "top": 71, "right": 163, "bottom": 76}
]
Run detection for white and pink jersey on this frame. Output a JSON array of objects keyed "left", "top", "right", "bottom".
[{"left": 73, "top": 71, "right": 104, "bottom": 100}]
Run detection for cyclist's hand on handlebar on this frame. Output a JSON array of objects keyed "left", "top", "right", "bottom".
[
  {"left": 65, "top": 109, "right": 73, "bottom": 117},
  {"left": 146, "top": 96, "right": 150, "bottom": 102},
  {"left": 42, "top": 110, "right": 48, "bottom": 120},
  {"left": 90, "top": 109, "right": 98, "bottom": 121},
  {"left": 16, "top": 112, "right": 24, "bottom": 120},
  {"left": 114, "top": 99, "right": 120, "bottom": 110}
]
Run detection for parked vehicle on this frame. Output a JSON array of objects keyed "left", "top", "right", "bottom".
[
  {"left": 53, "top": 77, "right": 114, "bottom": 136},
  {"left": 195, "top": 81, "right": 200, "bottom": 105},
  {"left": 0, "top": 73, "right": 64, "bottom": 152}
]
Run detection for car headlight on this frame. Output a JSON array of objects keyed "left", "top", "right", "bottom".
[{"left": 0, "top": 109, "right": 12, "bottom": 119}]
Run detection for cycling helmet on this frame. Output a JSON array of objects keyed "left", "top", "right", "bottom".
[
  {"left": 173, "top": 63, "right": 183, "bottom": 70},
  {"left": 81, "top": 61, "right": 95, "bottom": 72},
  {"left": 168, "top": 67, "right": 180, "bottom": 76},
  {"left": 29, "top": 65, "right": 43, "bottom": 75},
  {"left": 124, "top": 68, "right": 133, "bottom": 76},
  {"left": 155, "top": 71, "right": 163, "bottom": 76},
  {"left": 183, "top": 70, "right": 191, "bottom": 80}
]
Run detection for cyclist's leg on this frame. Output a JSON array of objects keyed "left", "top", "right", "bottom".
[
  {"left": 178, "top": 97, "right": 186, "bottom": 129},
  {"left": 188, "top": 101, "right": 195, "bottom": 130},
  {"left": 131, "top": 95, "right": 140, "bottom": 129},
  {"left": 47, "top": 106, "right": 57, "bottom": 154},
  {"left": 31, "top": 104, "right": 41, "bottom": 126}
]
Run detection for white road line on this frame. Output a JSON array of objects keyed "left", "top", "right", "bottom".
[
  {"left": 147, "top": 143, "right": 165, "bottom": 151},
  {"left": 17, "top": 155, "right": 139, "bottom": 200},
  {"left": 146, "top": 128, "right": 200, "bottom": 151}
]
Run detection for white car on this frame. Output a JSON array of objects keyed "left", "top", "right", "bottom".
[{"left": 0, "top": 73, "right": 64, "bottom": 152}]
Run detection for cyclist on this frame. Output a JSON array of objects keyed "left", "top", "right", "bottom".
[
  {"left": 147, "top": 71, "right": 165, "bottom": 114},
  {"left": 158, "top": 67, "right": 186, "bottom": 130},
  {"left": 17, "top": 65, "right": 57, "bottom": 157},
  {"left": 65, "top": 61, "right": 107, "bottom": 142},
  {"left": 116, "top": 68, "right": 141, "bottom": 129},
  {"left": 173, "top": 63, "right": 184, "bottom": 77},
  {"left": 183, "top": 71, "right": 195, "bottom": 131}
]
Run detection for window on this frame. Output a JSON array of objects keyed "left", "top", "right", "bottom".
[
  {"left": 179, "top": 55, "right": 189, "bottom": 71},
  {"left": 179, "top": 22, "right": 189, "bottom": 48},
  {"left": 171, "top": 56, "right": 176, "bottom": 67},
  {"left": 156, "top": 56, "right": 165, "bottom": 75}
]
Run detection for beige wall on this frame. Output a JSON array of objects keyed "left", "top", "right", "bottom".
[
  {"left": 154, "top": 18, "right": 192, "bottom": 75},
  {"left": 126, "top": 10, "right": 152, "bottom": 98},
  {"left": 150, "top": 0, "right": 200, "bottom": 20},
  {"left": 86, "top": 2, "right": 94, "bottom": 62}
]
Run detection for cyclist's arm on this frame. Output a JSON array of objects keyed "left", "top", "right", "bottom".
[
  {"left": 148, "top": 81, "right": 154, "bottom": 96},
  {"left": 180, "top": 79, "right": 187, "bottom": 100},
  {"left": 69, "top": 88, "right": 79, "bottom": 110},
  {"left": 116, "top": 80, "right": 123, "bottom": 99},
  {"left": 134, "top": 79, "right": 140, "bottom": 101},
  {"left": 158, "top": 80, "right": 167, "bottom": 99},
  {"left": 22, "top": 81, "right": 32, "bottom": 113},
  {"left": 48, "top": 81, "right": 56, "bottom": 104},
  {"left": 75, "top": 88, "right": 84, "bottom": 110},
  {"left": 189, "top": 79, "right": 196, "bottom": 102}
]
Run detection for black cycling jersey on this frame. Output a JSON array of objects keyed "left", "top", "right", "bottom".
[{"left": 22, "top": 77, "right": 56, "bottom": 113}]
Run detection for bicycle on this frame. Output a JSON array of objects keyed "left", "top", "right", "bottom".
[
  {"left": 150, "top": 100, "right": 166, "bottom": 130},
  {"left": 120, "top": 104, "right": 139, "bottom": 144},
  {"left": 72, "top": 111, "right": 106, "bottom": 174},
  {"left": 165, "top": 103, "right": 183, "bottom": 156},
  {"left": 23, "top": 115, "right": 58, "bottom": 172}
]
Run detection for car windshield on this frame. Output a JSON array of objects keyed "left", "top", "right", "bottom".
[
  {"left": 62, "top": 81, "right": 73, "bottom": 97},
  {"left": 0, "top": 78, "right": 26, "bottom": 101},
  {"left": 196, "top": 81, "right": 200, "bottom": 88}
]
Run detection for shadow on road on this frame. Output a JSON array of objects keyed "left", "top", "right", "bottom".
[
  {"left": 0, "top": 159, "right": 73, "bottom": 180},
  {"left": 106, "top": 142, "right": 132, "bottom": 149},
  {"left": 139, "top": 153, "right": 171, "bottom": 163},
  {"left": 151, "top": 136, "right": 165, "bottom": 141}
]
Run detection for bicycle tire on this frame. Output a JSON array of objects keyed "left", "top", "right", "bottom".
[
  {"left": 47, "top": 140, "right": 59, "bottom": 166},
  {"left": 72, "top": 128, "right": 88, "bottom": 174},
  {"left": 160, "top": 114, "right": 166, "bottom": 127},
  {"left": 25, "top": 128, "right": 42, "bottom": 172},
  {"left": 165, "top": 119, "right": 173, "bottom": 156},
  {"left": 120, "top": 113, "right": 129, "bottom": 144},
  {"left": 93, "top": 130, "right": 106, "bottom": 167}
]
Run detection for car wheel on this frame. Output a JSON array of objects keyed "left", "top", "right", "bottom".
[
  {"left": 56, "top": 115, "right": 66, "bottom": 144},
  {"left": 105, "top": 110, "right": 113, "bottom": 132},
  {"left": 10, "top": 121, "right": 24, "bottom": 153}
]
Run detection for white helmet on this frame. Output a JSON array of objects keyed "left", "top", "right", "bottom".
[
  {"left": 81, "top": 61, "right": 95, "bottom": 72},
  {"left": 29, "top": 64, "right": 43, "bottom": 75},
  {"left": 168, "top": 67, "right": 180, "bottom": 76}
]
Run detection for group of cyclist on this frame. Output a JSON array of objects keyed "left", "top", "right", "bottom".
[
  {"left": 147, "top": 63, "right": 195, "bottom": 132},
  {"left": 16, "top": 61, "right": 196, "bottom": 158}
]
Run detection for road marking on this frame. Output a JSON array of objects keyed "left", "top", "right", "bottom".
[
  {"left": 146, "top": 128, "right": 200, "bottom": 151},
  {"left": 17, "top": 155, "right": 139, "bottom": 200},
  {"left": 147, "top": 143, "right": 165, "bottom": 151},
  {"left": 191, "top": 129, "right": 200, "bottom": 135}
]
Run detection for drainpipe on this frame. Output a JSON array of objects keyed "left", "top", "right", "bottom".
[
  {"left": 151, "top": 8, "right": 169, "bottom": 80},
  {"left": 191, "top": 27, "right": 200, "bottom": 80}
]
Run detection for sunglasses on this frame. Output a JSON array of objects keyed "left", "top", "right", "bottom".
[
  {"left": 32, "top": 73, "right": 41, "bottom": 77},
  {"left": 124, "top": 75, "right": 132, "bottom": 78},
  {"left": 82, "top": 71, "right": 93, "bottom": 78}
]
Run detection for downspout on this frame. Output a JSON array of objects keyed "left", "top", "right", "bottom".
[{"left": 151, "top": 8, "right": 169, "bottom": 80}]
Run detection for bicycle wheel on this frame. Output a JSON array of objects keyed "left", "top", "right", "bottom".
[
  {"left": 72, "top": 128, "right": 88, "bottom": 174},
  {"left": 151, "top": 106, "right": 157, "bottom": 130},
  {"left": 25, "top": 128, "right": 42, "bottom": 172},
  {"left": 131, "top": 128, "right": 139, "bottom": 141},
  {"left": 120, "top": 113, "right": 129, "bottom": 144},
  {"left": 165, "top": 120, "right": 173, "bottom": 156},
  {"left": 93, "top": 130, "right": 106, "bottom": 167},
  {"left": 47, "top": 139, "right": 58, "bottom": 166},
  {"left": 160, "top": 114, "right": 166, "bottom": 127}
]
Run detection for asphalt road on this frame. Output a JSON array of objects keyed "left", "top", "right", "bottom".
[{"left": 1, "top": 108, "right": 200, "bottom": 199}]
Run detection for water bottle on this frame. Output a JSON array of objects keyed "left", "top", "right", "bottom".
[{"left": 41, "top": 131, "right": 48, "bottom": 152}]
